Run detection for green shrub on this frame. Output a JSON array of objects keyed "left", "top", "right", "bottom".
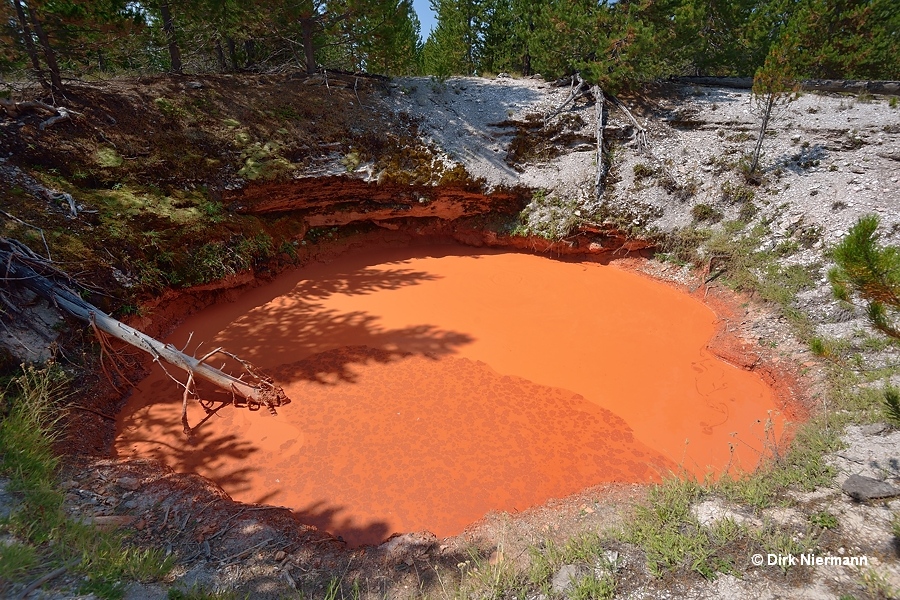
[
  {"left": 829, "top": 215, "right": 900, "bottom": 339},
  {"left": 883, "top": 384, "right": 900, "bottom": 426},
  {"left": 633, "top": 163, "right": 656, "bottom": 179},
  {"left": 720, "top": 181, "right": 755, "bottom": 205},
  {"left": 692, "top": 203, "right": 723, "bottom": 224}
]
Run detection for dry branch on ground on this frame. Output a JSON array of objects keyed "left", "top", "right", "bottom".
[{"left": 0, "top": 237, "right": 290, "bottom": 435}]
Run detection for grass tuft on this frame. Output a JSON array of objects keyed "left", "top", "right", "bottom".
[{"left": 0, "top": 365, "right": 173, "bottom": 598}]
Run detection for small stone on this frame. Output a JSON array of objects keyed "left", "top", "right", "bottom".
[
  {"left": 275, "top": 550, "right": 286, "bottom": 561},
  {"left": 551, "top": 564, "right": 581, "bottom": 594},
  {"left": 842, "top": 474, "right": 900, "bottom": 501},
  {"left": 134, "top": 518, "right": 146, "bottom": 531},
  {"left": 117, "top": 477, "right": 141, "bottom": 491}
]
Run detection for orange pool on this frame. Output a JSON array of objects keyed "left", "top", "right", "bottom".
[{"left": 116, "top": 246, "right": 783, "bottom": 546}]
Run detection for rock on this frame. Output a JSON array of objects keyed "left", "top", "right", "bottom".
[
  {"left": 117, "top": 476, "right": 141, "bottom": 491},
  {"left": 860, "top": 423, "right": 888, "bottom": 436},
  {"left": 551, "top": 564, "right": 582, "bottom": 594},
  {"left": 186, "top": 81, "right": 203, "bottom": 90},
  {"left": 693, "top": 499, "right": 762, "bottom": 528},
  {"left": 123, "top": 582, "right": 167, "bottom": 600},
  {"left": 842, "top": 474, "right": 900, "bottom": 501}
]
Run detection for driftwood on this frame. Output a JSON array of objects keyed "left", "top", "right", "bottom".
[{"left": 0, "top": 237, "right": 290, "bottom": 435}]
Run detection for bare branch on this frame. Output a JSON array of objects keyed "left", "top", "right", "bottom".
[{"left": 0, "top": 238, "right": 291, "bottom": 435}]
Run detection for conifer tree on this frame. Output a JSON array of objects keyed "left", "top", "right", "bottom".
[
  {"left": 748, "top": 39, "right": 797, "bottom": 176},
  {"left": 830, "top": 215, "right": 900, "bottom": 340},
  {"left": 421, "top": 0, "right": 484, "bottom": 76}
]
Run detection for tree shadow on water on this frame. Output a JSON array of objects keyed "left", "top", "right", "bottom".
[
  {"left": 118, "top": 398, "right": 260, "bottom": 497},
  {"left": 292, "top": 500, "right": 392, "bottom": 548},
  {"left": 207, "top": 261, "right": 476, "bottom": 385},
  {"left": 285, "top": 265, "right": 441, "bottom": 301}
]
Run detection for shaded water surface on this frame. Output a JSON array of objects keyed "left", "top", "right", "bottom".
[{"left": 116, "top": 246, "right": 782, "bottom": 546}]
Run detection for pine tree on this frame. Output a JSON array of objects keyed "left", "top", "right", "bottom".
[
  {"left": 480, "top": 0, "right": 546, "bottom": 76},
  {"left": 830, "top": 215, "right": 900, "bottom": 339},
  {"left": 748, "top": 35, "right": 798, "bottom": 176},
  {"left": 336, "top": 0, "right": 422, "bottom": 75},
  {"left": 775, "top": 0, "right": 900, "bottom": 80},
  {"left": 422, "top": 0, "right": 484, "bottom": 76}
]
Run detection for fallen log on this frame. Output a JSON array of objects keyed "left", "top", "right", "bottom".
[
  {"left": 0, "top": 237, "right": 290, "bottom": 433},
  {"left": 0, "top": 98, "right": 74, "bottom": 129}
]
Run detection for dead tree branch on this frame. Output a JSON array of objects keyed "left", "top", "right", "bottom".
[
  {"left": 593, "top": 85, "right": 607, "bottom": 201},
  {"left": 0, "top": 238, "right": 291, "bottom": 432},
  {"left": 0, "top": 98, "right": 75, "bottom": 130},
  {"left": 608, "top": 94, "right": 649, "bottom": 154},
  {"left": 545, "top": 73, "right": 589, "bottom": 124},
  {"left": 545, "top": 76, "right": 676, "bottom": 200}
]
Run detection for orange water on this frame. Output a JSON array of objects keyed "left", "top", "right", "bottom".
[{"left": 116, "top": 246, "right": 782, "bottom": 546}]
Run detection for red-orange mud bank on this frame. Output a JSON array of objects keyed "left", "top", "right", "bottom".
[{"left": 116, "top": 245, "right": 790, "bottom": 547}]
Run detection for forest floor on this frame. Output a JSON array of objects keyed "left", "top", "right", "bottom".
[{"left": 0, "top": 73, "right": 899, "bottom": 599}]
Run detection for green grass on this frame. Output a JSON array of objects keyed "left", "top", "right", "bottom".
[
  {"left": 620, "top": 479, "right": 735, "bottom": 579},
  {"left": 0, "top": 541, "right": 39, "bottom": 580},
  {"left": 570, "top": 572, "right": 615, "bottom": 600},
  {"left": 0, "top": 365, "right": 172, "bottom": 599}
]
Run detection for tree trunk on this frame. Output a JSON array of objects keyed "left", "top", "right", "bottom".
[
  {"left": 244, "top": 39, "right": 255, "bottom": 69},
  {"left": 301, "top": 17, "right": 316, "bottom": 75},
  {"left": 215, "top": 39, "right": 227, "bottom": 72},
  {"left": 22, "top": 2, "right": 63, "bottom": 94},
  {"left": 227, "top": 37, "right": 238, "bottom": 72},
  {"left": 0, "top": 239, "right": 290, "bottom": 414},
  {"left": 593, "top": 85, "right": 607, "bottom": 201},
  {"left": 11, "top": 0, "right": 45, "bottom": 85},
  {"left": 750, "top": 92, "right": 775, "bottom": 174},
  {"left": 159, "top": 1, "right": 182, "bottom": 74}
]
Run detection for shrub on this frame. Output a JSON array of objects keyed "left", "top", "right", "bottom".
[
  {"left": 829, "top": 215, "right": 900, "bottom": 339},
  {"left": 692, "top": 203, "right": 723, "bottom": 224}
]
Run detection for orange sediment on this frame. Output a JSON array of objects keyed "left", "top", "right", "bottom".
[{"left": 116, "top": 246, "right": 784, "bottom": 547}]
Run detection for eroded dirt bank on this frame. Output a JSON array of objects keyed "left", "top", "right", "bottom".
[{"left": 115, "top": 243, "right": 791, "bottom": 548}]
